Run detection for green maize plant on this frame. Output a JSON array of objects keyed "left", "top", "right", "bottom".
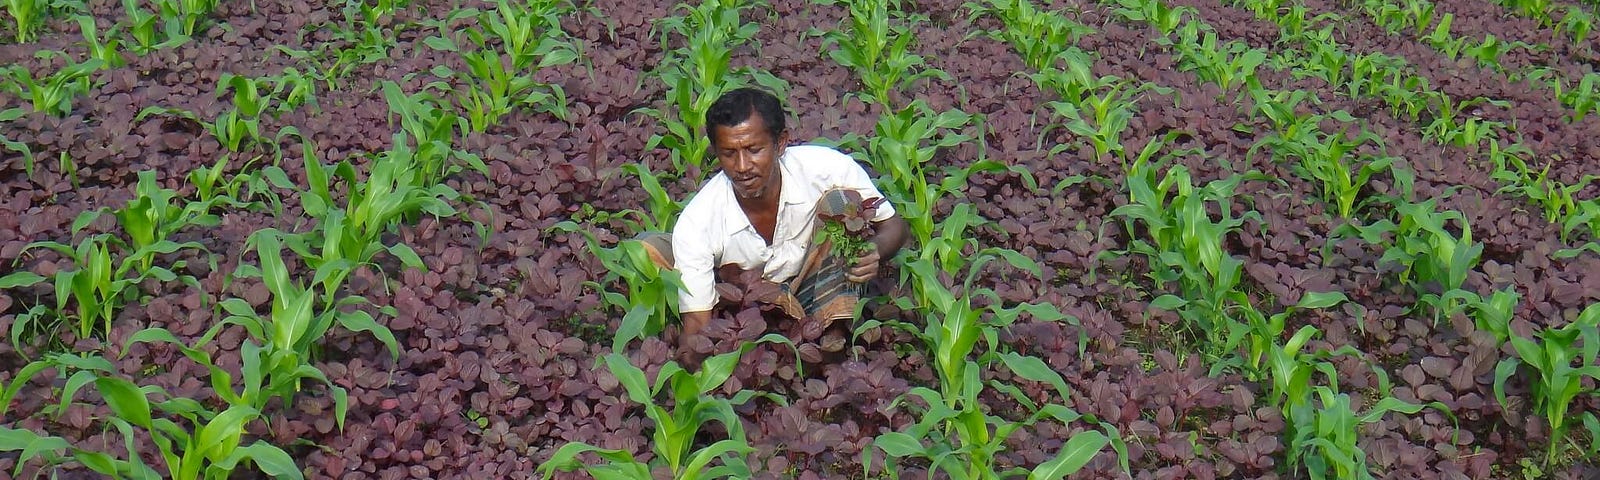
[
  {"left": 271, "top": 0, "right": 414, "bottom": 90},
  {"left": 134, "top": 81, "right": 281, "bottom": 155},
  {"left": 187, "top": 151, "right": 277, "bottom": 213},
  {"left": 1349, "top": 53, "right": 1412, "bottom": 111},
  {"left": 1239, "top": 292, "right": 1351, "bottom": 382},
  {"left": 122, "top": 0, "right": 191, "bottom": 54},
  {"left": 262, "top": 141, "right": 451, "bottom": 301},
  {"left": 189, "top": 72, "right": 316, "bottom": 152},
  {"left": 862, "top": 253, "right": 1121, "bottom": 478},
  {"left": 1492, "top": 302, "right": 1600, "bottom": 465},
  {"left": 73, "top": 15, "right": 125, "bottom": 68},
  {"left": 827, "top": 100, "right": 1029, "bottom": 254},
  {"left": 1, "top": 57, "right": 103, "bottom": 117},
  {"left": 2, "top": 0, "right": 81, "bottom": 43},
  {"left": 1331, "top": 200, "right": 1481, "bottom": 323},
  {"left": 2, "top": 0, "right": 44, "bottom": 43},
  {"left": 1039, "top": 65, "right": 1172, "bottom": 162},
  {"left": 1360, "top": 0, "right": 1427, "bottom": 35},
  {"left": 1421, "top": 96, "right": 1505, "bottom": 148},
  {"left": 1460, "top": 35, "right": 1538, "bottom": 73},
  {"left": 835, "top": 100, "right": 974, "bottom": 246},
  {"left": 213, "top": 231, "right": 395, "bottom": 415},
  {"left": 1241, "top": 310, "right": 1452, "bottom": 479},
  {"left": 1553, "top": 73, "right": 1600, "bottom": 122},
  {"left": 423, "top": 0, "right": 578, "bottom": 132},
  {"left": 1556, "top": 6, "right": 1593, "bottom": 44},
  {"left": 2, "top": 221, "right": 203, "bottom": 350},
  {"left": 1108, "top": 0, "right": 1192, "bottom": 37},
  {"left": 640, "top": 0, "right": 789, "bottom": 182},
  {"left": 152, "top": 0, "right": 218, "bottom": 36},
  {"left": 963, "top": 0, "right": 1096, "bottom": 72},
  {"left": 252, "top": 69, "right": 319, "bottom": 117},
  {"left": 813, "top": 0, "right": 952, "bottom": 108},
  {"left": 1468, "top": 287, "right": 1518, "bottom": 344},
  {"left": 126, "top": 324, "right": 350, "bottom": 433},
  {"left": 1493, "top": 0, "right": 1554, "bottom": 26},
  {"left": 73, "top": 170, "right": 220, "bottom": 273},
  {"left": 614, "top": 162, "right": 684, "bottom": 233},
  {"left": 548, "top": 220, "right": 684, "bottom": 353},
  {"left": 1245, "top": 88, "right": 1320, "bottom": 138},
  {"left": 1250, "top": 123, "right": 1414, "bottom": 219},
  {"left": 1258, "top": 324, "right": 1351, "bottom": 421},
  {"left": 0, "top": 352, "right": 302, "bottom": 480},
  {"left": 1242, "top": 0, "right": 1333, "bottom": 39},
  {"left": 1488, "top": 139, "right": 1595, "bottom": 240},
  {"left": 380, "top": 80, "right": 488, "bottom": 188},
  {"left": 1289, "top": 385, "right": 1446, "bottom": 479},
  {"left": 867, "top": 352, "right": 1115, "bottom": 479},
  {"left": 1400, "top": 0, "right": 1437, "bottom": 35},
  {"left": 1111, "top": 156, "right": 1263, "bottom": 368},
  {"left": 539, "top": 337, "right": 794, "bottom": 479},
  {"left": 1420, "top": 12, "right": 1454, "bottom": 51},
  {"left": 1288, "top": 34, "right": 1348, "bottom": 90},
  {"left": 1172, "top": 29, "right": 1267, "bottom": 94},
  {"left": 1372, "top": 74, "right": 1433, "bottom": 123}
]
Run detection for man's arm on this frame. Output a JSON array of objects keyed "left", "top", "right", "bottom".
[
  {"left": 681, "top": 310, "right": 713, "bottom": 336},
  {"left": 672, "top": 214, "right": 720, "bottom": 337},
  {"left": 872, "top": 212, "right": 909, "bottom": 260}
]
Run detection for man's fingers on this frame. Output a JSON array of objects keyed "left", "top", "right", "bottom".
[{"left": 846, "top": 262, "right": 876, "bottom": 283}]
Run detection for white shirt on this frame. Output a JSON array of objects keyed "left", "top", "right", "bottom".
[{"left": 671, "top": 145, "right": 896, "bottom": 313}]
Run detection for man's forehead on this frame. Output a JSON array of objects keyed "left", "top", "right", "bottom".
[{"left": 712, "top": 120, "right": 782, "bottom": 145}]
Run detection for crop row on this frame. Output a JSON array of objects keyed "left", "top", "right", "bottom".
[
  {"left": 542, "top": 0, "right": 1124, "bottom": 477},
  {"left": 0, "top": 0, "right": 585, "bottom": 478},
  {"left": 1231, "top": 0, "right": 1600, "bottom": 467}
]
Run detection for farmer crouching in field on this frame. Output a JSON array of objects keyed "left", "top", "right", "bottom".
[{"left": 637, "top": 87, "right": 909, "bottom": 347}]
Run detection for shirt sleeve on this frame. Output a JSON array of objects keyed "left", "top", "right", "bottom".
[
  {"left": 820, "top": 147, "right": 898, "bottom": 222},
  {"left": 671, "top": 213, "right": 719, "bottom": 313}
]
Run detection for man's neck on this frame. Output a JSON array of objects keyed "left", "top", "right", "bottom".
[{"left": 737, "top": 181, "right": 781, "bottom": 216}]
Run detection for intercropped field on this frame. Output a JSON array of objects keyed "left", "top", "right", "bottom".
[{"left": 1, "top": 0, "right": 1599, "bottom": 478}]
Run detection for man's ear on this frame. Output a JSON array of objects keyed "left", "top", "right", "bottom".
[{"left": 776, "top": 129, "right": 791, "bottom": 153}]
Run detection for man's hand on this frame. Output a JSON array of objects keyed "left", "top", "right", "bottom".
[
  {"left": 847, "top": 247, "right": 880, "bottom": 283},
  {"left": 849, "top": 212, "right": 908, "bottom": 283}
]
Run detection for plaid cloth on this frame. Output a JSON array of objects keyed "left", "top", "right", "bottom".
[{"left": 635, "top": 188, "right": 865, "bottom": 325}]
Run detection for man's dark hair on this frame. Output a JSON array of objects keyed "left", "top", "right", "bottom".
[{"left": 705, "top": 87, "right": 787, "bottom": 146}]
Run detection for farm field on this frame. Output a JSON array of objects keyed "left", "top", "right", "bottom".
[{"left": 2, "top": 0, "right": 1600, "bottom": 478}]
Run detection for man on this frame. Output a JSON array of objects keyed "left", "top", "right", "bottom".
[{"left": 644, "top": 87, "right": 909, "bottom": 338}]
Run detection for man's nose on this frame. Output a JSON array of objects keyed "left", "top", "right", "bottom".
[{"left": 734, "top": 152, "right": 754, "bottom": 173}]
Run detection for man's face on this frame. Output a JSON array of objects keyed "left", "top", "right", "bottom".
[{"left": 711, "top": 113, "right": 788, "bottom": 202}]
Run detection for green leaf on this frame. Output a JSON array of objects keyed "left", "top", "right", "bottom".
[
  {"left": 227, "top": 441, "right": 303, "bottom": 479},
  {"left": 95, "top": 377, "right": 153, "bottom": 428},
  {"left": 1032, "top": 430, "right": 1108, "bottom": 479},
  {"left": 335, "top": 310, "right": 399, "bottom": 360},
  {"left": 999, "top": 352, "right": 1072, "bottom": 399},
  {"left": 0, "top": 271, "right": 45, "bottom": 288},
  {"left": 874, "top": 432, "right": 926, "bottom": 458},
  {"left": 386, "top": 242, "right": 425, "bottom": 271},
  {"left": 1150, "top": 294, "right": 1187, "bottom": 311},
  {"left": 602, "top": 353, "right": 651, "bottom": 405},
  {"left": 196, "top": 405, "right": 258, "bottom": 463},
  {"left": 1293, "top": 291, "right": 1348, "bottom": 310}
]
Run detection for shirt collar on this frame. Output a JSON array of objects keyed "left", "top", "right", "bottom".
[{"left": 722, "top": 148, "right": 807, "bottom": 233}]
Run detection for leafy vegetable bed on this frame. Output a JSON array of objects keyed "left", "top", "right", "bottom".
[{"left": 1, "top": 0, "right": 1598, "bottom": 478}]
